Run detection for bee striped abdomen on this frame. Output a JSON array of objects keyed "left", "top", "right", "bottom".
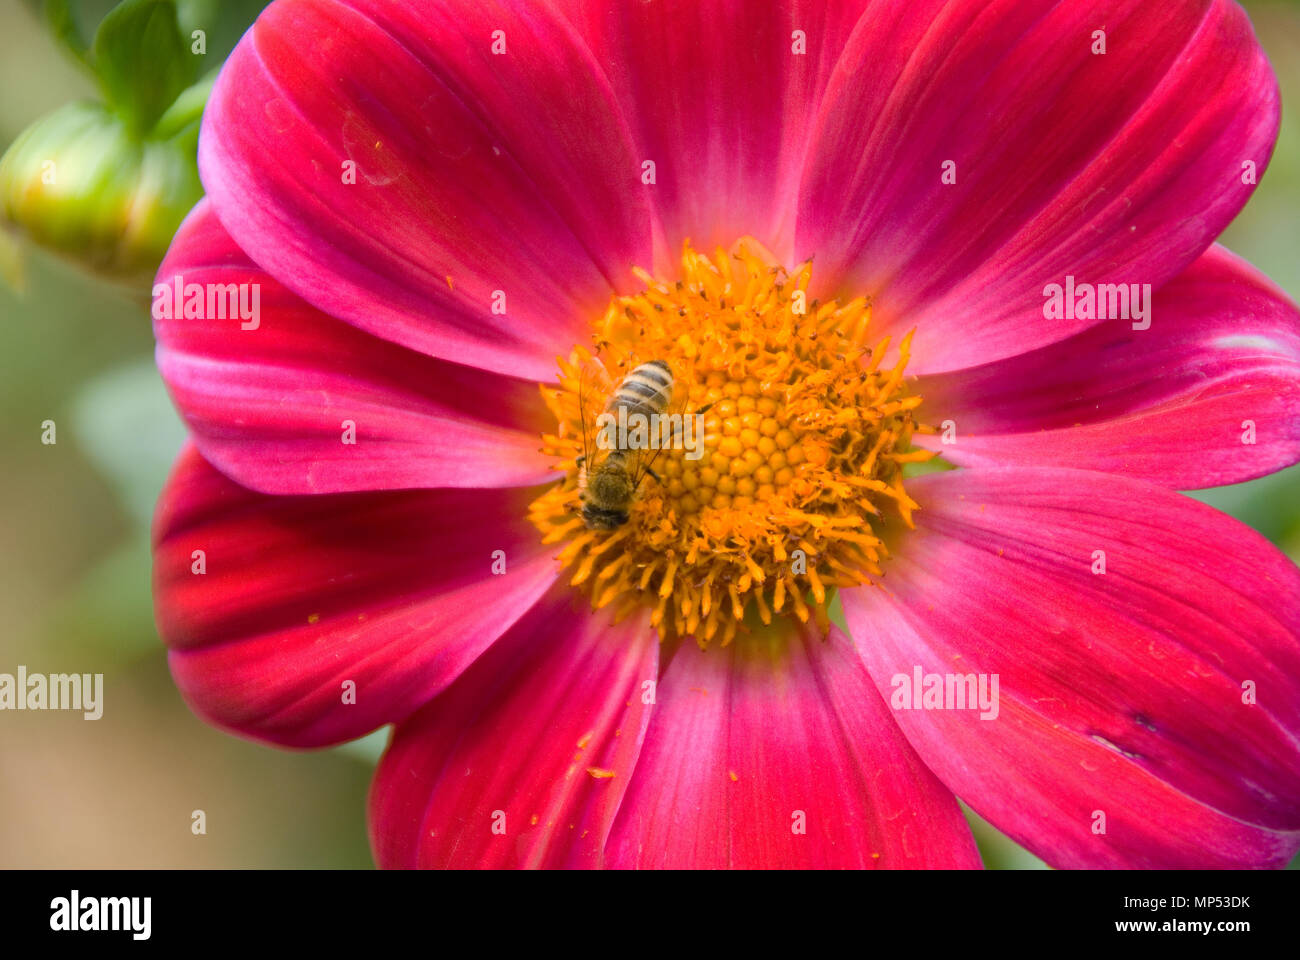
[
  {"left": 608, "top": 360, "right": 673, "bottom": 418},
  {"left": 577, "top": 360, "right": 674, "bottom": 531}
]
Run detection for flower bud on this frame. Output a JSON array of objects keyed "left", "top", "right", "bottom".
[{"left": 0, "top": 100, "right": 202, "bottom": 284}]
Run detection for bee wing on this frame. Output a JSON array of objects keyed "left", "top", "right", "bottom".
[
  {"left": 576, "top": 355, "right": 613, "bottom": 471},
  {"left": 630, "top": 373, "right": 693, "bottom": 492}
]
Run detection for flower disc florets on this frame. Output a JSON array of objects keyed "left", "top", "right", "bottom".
[{"left": 531, "top": 239, "right": 931, "bottom": 646}]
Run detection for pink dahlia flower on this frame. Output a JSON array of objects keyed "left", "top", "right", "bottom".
[{"left": 152, "top": 0, "right": 1300, "bottom": 869}]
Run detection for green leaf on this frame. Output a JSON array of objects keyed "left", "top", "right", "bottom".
[
  {"left": 40, "top": 0, "right": 94, "bottom": 67},
  {"left": 175, "top": 0, "right": 274, "bottom": 74},
  {"left": 150, "top": 68, "right": 216, "bottom": 141},
  {"left": 92, "top": 0, "right": 195, "bottom": 137},
  {"left": 23, "top": 1, "right": 118, "bottom": 69}
]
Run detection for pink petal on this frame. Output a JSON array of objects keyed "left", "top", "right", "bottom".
[
  {"left": 154, "top": 446, "right": 558, "bottom": 748},
  {"left": 799, "top": 0, "right": 1279, "bottom": 373},
  {"left": 368, "top": 588, "right": 657, "bottom": 869},
  {"left": 843, "top": 467, "right": 1300, "bottom": 868},
  {"left": 605, "top": 627, "right": 981, "bottom": 869},
  {"left": 913, "top": 246, "right": 1300, "bottom": 489},
  {"left": 200, "top": 0, "right": 654, "bottom": 382},
  {"left": 574, "top": 0, "right": 871, "bottom": 264},
  {"left": 155, "top": 201, "right": 554, "bottom": 495}
]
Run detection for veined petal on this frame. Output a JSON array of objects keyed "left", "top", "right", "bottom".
[
  {"left": 913, "top": 246, "right": 1300, "bottom": 489},
  {"left": 368, "top": 586, "right": 657, "bottom": 869},
  {"left": 799, "top": 0, "right": 1278, "bottom": 373},
  {"left": 573, "top": 0, "right": 872, "bottom": 265},
  {"left": 201, "top": 0, "right": 653, "bottom": 381},
  {"left": 154, "top": 446, "right": 558, "bottom": 747},
  {"left": 605, "top": 627, "right": 981, "bottom": 869},
  {"left": 156, "top": 201, "right": 554, "bottom": 495},
  {"left": 844, "top": 467, "right": 1300, "bottom": 868}
]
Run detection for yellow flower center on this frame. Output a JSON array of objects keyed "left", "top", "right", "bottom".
[{"left": 529, "top": 238, "right": 932, "bottom": 646}]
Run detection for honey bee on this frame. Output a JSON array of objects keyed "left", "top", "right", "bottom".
[{"left": 575, "top": 358, "right": 679, "bottom": 530}]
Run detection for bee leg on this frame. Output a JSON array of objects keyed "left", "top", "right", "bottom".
[
  {"left": 646, "top": 466, "right": 663, "bottom": 485},
  {"left": 695, "top": 402, "right": 714, "bottom": 415}
]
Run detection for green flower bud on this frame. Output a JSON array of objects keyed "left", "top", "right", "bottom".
[{"left": 0, "top": 98, "right": 203, "bottom": 284}]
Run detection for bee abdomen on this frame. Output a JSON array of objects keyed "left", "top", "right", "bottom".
[{"left": 609, "top": 360, "right": 673, "bottom": 417}]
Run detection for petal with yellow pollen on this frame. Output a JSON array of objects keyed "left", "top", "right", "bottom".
[
  {"left": 369, "top": 585, "right": 657, "bottom": 869},
  {"left": 605, "top": 626, "right": 980, "bottom": 869}
]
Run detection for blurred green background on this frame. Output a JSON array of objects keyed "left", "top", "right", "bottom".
[{"left": 1, "top": 0, "right": 1298, "bottom": 869}]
